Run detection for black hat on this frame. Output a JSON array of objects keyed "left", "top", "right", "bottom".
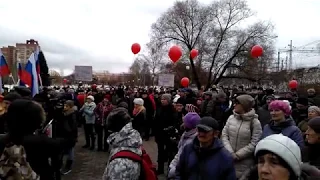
[
  {"left": 197, "top": 117, "right": 219, "bottom": 132},
  {"left": 308, "top": 117, "right": 320, "bottom": 134}
]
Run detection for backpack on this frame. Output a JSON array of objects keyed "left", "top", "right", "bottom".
[
  {"left": 0, "top": 143, "right": 39, "bottom": 180},
  {"left": 110, "top": 147, "right": 158, "bottom": 180}
]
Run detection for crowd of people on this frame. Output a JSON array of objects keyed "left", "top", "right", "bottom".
[{"left": 0, "top": 84, "right": 319, "bottom": 180}]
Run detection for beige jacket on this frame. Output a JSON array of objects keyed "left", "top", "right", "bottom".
[{"left": 221, "top": 109, "right": 262, "bottom": 178}]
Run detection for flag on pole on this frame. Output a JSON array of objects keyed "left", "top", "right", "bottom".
[
  {"left": 24, "top": 52, "right": 39, "bottom": 97},
  {"left": 0, "top": 49, "right": 11, "bottom": 94},
  {"left": 34, "top": 46, "right": 42, "bottom": 86},
  {"left": 17, "top": 61, "right": 25, "bottom": 86}
]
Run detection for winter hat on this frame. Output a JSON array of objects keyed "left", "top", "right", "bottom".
[
  {"left": 161, "top": 94, "right": 172, "bottom": 103},
  {"left": 133, "top": 98, "right": 144, "bottom": 106},
  {"left": 204, "top": 91, "right": 212, "bottom": 96},
  {"left": 183, "top": 112, "right": 201, "bottom": 129},
  {"left": 176, "top": 97, "right": 186, "bottom": 105},
  {"left": 217, "top": 91, "right": 227, "bottom": 99},
  {"left": 269, "top": 100, "right": 292, "bottom": 116},
  {"left": 86, "top": 95, "right": 94, "bottom": 101},
  {"left": 255, "top": 134, "right": 302, "bottom": 177},
  {"left": 197, "top": 117, "right": 219, "bottom": 132},
  {"left": 106, "top": 107, "right": 132, "bottom": 132},
  {"left": 173, "top": 95, "right": 180, "bottom": 103},
  {"left": 308, "top": 106, "right": 320, "bottom": 115},
  {"left": 236, "top": 94, "right": 255, "bottom": 111},
  {"left": 117, "top": 101, "right": 128, "bottom": 109},
  {"left": 308, "top": 117, "right": 320, "bottom": 133}
]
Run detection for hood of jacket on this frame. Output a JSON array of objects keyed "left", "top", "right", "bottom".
[
  {"left": 268, "top": 118, "right": 295, "bottom": 133},
  {"left": 178, "top": 128, "right": 197, "bottom": 149},
  {"left": 107, "top": 122, "right": 142, "bottom": 157},
  {"left": 233, "top": 109, "right": 257, "bottom": 121}
]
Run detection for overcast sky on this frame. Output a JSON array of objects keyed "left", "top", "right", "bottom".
[{"left": 0, "top": 0, "right": 319, "bottom": 75}]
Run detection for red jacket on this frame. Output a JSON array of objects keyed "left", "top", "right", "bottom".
[{"left": 77, "top": 94, "right": 86, "bottom": 107}]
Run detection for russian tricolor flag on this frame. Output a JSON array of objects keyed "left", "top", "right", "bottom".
[
  {"left": 17, "top": 61, "right": 25, "bottom": 86},
  {"left": 0, "top": 49, "right": 11, "bottom": 94},
  {"left": 24, "top": 52, "right": 39, "bottom": 97},
  {"left": 0, "top": 50, "right": 11, "bottom": 77}
]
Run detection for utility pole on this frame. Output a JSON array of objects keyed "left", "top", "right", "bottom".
[
  {"left": 277, "top": 51, "right": 280, "bottom": 71},
  {"left": 288, "top": 40, "right": 293, "bottom": 70}
]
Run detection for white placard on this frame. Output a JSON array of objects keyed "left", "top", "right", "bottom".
[
  {"left": 74, "top": 66, "right": 93, "bottom": 81},
  {"left": 158, "top": 74, "right": 174, "bottom": 87}
]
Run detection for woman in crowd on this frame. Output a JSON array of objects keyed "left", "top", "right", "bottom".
[
  {"left": 240, "top": 134, "right": 320, "bottom": 180},
  {"left": 261, "top": 100, "right": 305, "bottom": 149},
  {"left": 132, "top": 98, "right": 146, "bottom": 135},
  {"left": 302, "top": 116, "right": 320, "bottom": 169},
  {"left": 221, "top": 94, "right": 262, "bottom": 178},
  {"left": 298, "top": 106, "right": 320, "bottom": 137},
  {"left": 168, "top": 112, "right": 201, "bottom": 179}
]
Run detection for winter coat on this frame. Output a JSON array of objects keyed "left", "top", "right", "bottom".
[
  {"left": 221, "top": 109, "right": 262, "bottom": 178},
  {"left": 261, "top": 118, "right": 305, "bottom": 149},
  {"left": 168, "top": 128, "right": 197, "bottom": 178},
  {"left": 154, "top": 104, "right": 175, "bottom": 143},
  {"left": 103, "top": 122, "right": 142, "bottom": 180},
  {"left": 56, "top": 109, "right": 78, "bottom": 147},
  {"left": 302, "top": 144, "right": 320, "bottom": 169},
  {"left": 80, "top": 102, "right": 96, "bottom": 124},
  {"left": 175, "top": 137, "right": 236, "bottom": 180},
  {"left": 94, "top": 102, "right": 113, "bottom": 125},
  {"left": 132, "top": 108, "right": 146, "bottom": 135}
]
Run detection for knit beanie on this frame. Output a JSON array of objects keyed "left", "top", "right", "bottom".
[
  {"left": 308, "top": 106, "right": 320, "bottom": 115},
  {"left": 133, "top": 98, "right": 144, "bottom": 106},
  {"left": 183, "top": 112, "right": 201, "bottom": 129},
  {"left": 236, "top": 94, "right": 255, "bottom": 111},
  {"left": 308, "top": 117, "right": 320, "bottom": 133},
  {"left": 255, "top": 134, "right": 302, "bottom": 177},
  {"left": 161, "top": 94, "right": 172, "bottom": 103}
]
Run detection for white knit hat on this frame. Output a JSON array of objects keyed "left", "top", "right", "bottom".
[
  {"left": 87, "top": 95, "right": 94, "bottom": 101},
  {"left": 255, "top": 134, "right": 302, "bottom": 177},
  {"left": 133, "top": 98, "right": 144, "bottom": 106}
]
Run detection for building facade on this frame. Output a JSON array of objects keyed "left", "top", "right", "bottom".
[{"left": 16, "top": 39, "right": 38, "bottom": 63}]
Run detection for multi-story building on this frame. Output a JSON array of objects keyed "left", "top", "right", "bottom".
[
  {"left": 0, "top": 46, "right": 16, "bottom": 68},
  {"left": 15, "top": 39, "right": 38, "bottom": 63}
]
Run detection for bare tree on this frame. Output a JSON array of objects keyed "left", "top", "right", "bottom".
[
  {"left": 150, "top": 0, "right": 276, "bottom": 89},
  {"left": 151, "top": 0, "right": 210, "bottom": 89}
]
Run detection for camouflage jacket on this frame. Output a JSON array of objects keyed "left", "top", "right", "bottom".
[{"left": 103, "top": 122, "right": 142, "bottom": 180}]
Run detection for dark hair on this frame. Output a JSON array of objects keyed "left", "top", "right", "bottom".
[
  {"left": 7, "top": 99, "right": 45, "bottom": 143},
  {"left": 106, "top": 107, "right": 131, "bottom": 132}
]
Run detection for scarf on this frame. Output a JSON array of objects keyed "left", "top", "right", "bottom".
[{"left": 133, "top": 106, "right": 145, "bottom": 116}]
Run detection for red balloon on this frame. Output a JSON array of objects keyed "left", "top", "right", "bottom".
[
  {"left": 181, "top": 77, "right": 190, "bottom": 87},
  {"left": 288, "top": 80, "right": 298, "bottom": 89},
  {"left": 63, "top": 79, "right": 67, "bottom": 83},
  {"left": 168, "top": 45, "right": 182, "bottom": 63},
  {"left": 190, "top": 49, "right": 198, "bottom": 59},
  {"left": 251, "top": 45, "right": 263, "bottom": 58},
  {"left": 131, "top": 43, "right": 141, "bottom": 54}
]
